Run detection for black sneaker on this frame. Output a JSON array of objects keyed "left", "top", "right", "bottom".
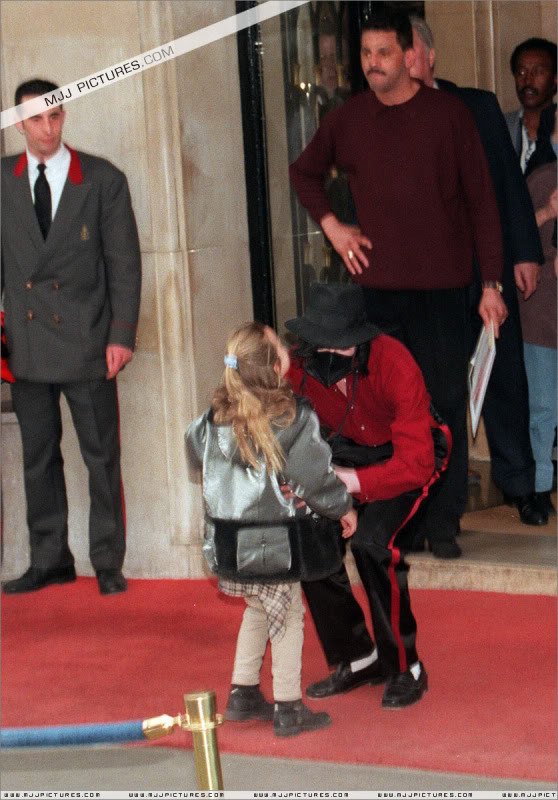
[
  {"left": 306, "top": 659, "right": 388, "bottom": 699},
  {"left": 382, "top": 662, "right": 428, "bottom": 709},
  {"left": 273, "top": 699, "right": 331, "bottom": 737},
  {"left": 224, "top": 684, "right": 274, "bottom": 722}
]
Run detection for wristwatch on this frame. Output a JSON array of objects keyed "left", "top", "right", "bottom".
[{"left": 482, "top": 281, "right": 503, "bottom": 293}]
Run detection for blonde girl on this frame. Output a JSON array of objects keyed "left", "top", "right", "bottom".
[{"left": 186, "top": 322, "right": 356, "bottom": 737}]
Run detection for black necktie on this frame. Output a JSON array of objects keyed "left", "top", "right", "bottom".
[{"left": 34, "top": 163, "right": 51, "bottom": 240}]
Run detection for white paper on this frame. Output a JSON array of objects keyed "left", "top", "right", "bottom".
[{"left": 468, "top": 320, "right": 496, "bottom": 438}]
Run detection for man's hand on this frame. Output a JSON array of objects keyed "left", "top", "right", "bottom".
[
  {"left": 536, "top": 188, "right": 558, "bottom": 228},
  {"left": 340, "top": 508, "right": 358, "bottom": 539},
  {"left": 478, "top": 290, "right": 508, "bottom": 339},
  {"left": 334, "top": 465, "right": 361, "bottom": 494},
  {"left": 321, "top": 213, "right": 372, "bottom": 276},
  {"left": 514, "top": 261, "right": 541, "bottom": 300},
  {"left": 106, "top": 344, "right": 133, "bottom": 380},
  {"left": 549, "top": 187, "right": 557, "bottom": 217}
]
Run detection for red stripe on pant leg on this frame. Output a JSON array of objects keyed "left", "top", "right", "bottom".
[
  {"left": 115, "top": 380, "right": 126, "bottom": 536},
  {"left": 387, "top": 466, "right": 445, "bottom": 672}
]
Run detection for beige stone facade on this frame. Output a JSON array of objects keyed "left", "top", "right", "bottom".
[{"left": 1, "top": 1, "right": 555, "bottom": 578}]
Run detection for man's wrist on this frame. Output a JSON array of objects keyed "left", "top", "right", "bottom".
[
  {"left": 482, "top": 281, "right": 503, "bottom": 293},
  {"left": 320, "top": 212, "right": 338, "bottom": 233}
]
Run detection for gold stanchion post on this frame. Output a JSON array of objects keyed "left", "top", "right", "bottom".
[{"left": 183, "top": 690, "right": 224, "bottom": 790}]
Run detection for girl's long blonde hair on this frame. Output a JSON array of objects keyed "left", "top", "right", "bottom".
[{"left": 212, "top": 322, "right": 296, "bottom": 474}]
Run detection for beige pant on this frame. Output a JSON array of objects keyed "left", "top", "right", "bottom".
[{"left": 231, "top": 583, "right": 305, "bottom": 702}]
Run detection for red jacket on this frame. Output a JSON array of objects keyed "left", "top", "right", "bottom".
[{"left": 287, "top": 334, "right": 450, "bottom": 503}]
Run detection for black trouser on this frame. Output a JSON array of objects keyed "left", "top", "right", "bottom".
[
  {"left": 11, "top": 378, "right": 125, "bottom": 572},
  {"left": 303, "top": 487, "right": 424, "bottom": 674},
  {"left": 469, "top": 278, "right": 535, "bottom": 497},
  {"left": 362, "top": 287, "right": 470, "bottom": 542}
]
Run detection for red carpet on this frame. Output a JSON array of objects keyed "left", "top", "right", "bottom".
[{"left": 1, "top": 578, "right": 555, "bottom": 782}]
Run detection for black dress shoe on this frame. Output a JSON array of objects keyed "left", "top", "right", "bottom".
[
  {"left": 2, "top": 565, "right": 76, "bottom": 594},
  {"left": 306, "top": 658, "right": 388, "bottom": 699},
  {"left": 535, "top": 491, "right": 556, "bottom": 517},
  {"left": 408, "top": 537, "right": 426, "bottom": 553},
  {"left": 503, "top": 493, "right": 547, "bottom": 526},
  {"left": 429, "top": 540, "right": 462, "bottom": 559},
  {"left": 382, "top": 662, "right": 428, "bottom": 709},
  {"left": 96, "top": 569, "right": 127, "bottom": 595}
]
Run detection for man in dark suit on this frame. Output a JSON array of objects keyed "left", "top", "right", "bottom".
[
  {"left": 1, "top": 79, "right": 141, "bottom": 595},
  {"left": 410, "top": 17, "right": 547, "bottom": 533},
  {"left": 504, "top": 38, "right": 557, "bottom": 172}
]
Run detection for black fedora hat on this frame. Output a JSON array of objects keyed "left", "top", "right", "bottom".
[{"left": 285, "top": 283, "right": 378, "bottom": 348}]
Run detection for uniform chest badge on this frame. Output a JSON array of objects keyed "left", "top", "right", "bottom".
[{"left": 80, "top": 224, "right": 89, "bottom": 241}]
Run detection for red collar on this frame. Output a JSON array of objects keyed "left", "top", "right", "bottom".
[{"left": 13, "top": 145, "right": 83, "bottom": 184}]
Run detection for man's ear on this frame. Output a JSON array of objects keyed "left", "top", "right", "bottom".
[
  {"left": 429, "top": 47, "right": 436, "bottom": 71},
  {"left": 405, "top": 47, "right": 417, "bottom": 71},
  {"left": 15, "top": 120, "right": 24, "bottom": 135}
]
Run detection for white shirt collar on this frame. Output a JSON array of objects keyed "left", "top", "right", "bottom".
[{"left": 26, "top": 143, "right": 69, "bottom": 175}]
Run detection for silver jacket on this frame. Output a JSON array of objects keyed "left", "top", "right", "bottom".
[{"left": 185, "top": 400, "right": 352, "bottom": 572}]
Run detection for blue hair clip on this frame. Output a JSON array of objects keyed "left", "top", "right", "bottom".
[{"left": 224, "top": 354, "right": 238, "bottom": 369}]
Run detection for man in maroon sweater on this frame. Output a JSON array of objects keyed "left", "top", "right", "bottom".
[
  {"left": 289, "top": 8, "right": 507, "bottom": 558},
  {"left": 285, "top": 282, "right": 450, "bottom": 708}
]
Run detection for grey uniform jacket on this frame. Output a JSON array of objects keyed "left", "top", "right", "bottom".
[
  {"left": 1, "top": 147, "right": 141, "bottom": 383},
  {"left": 185, "top": 399, "right": 352, "bottom": 572}
]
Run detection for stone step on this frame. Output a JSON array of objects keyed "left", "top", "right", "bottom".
[{"left": 346, "top": 496, "right": 557, "bottom": 596}]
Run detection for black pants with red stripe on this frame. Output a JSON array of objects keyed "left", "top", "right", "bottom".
[
  {"left": 11, "top": 378, "right": 125, "bottom": 573},
  {"left": 302, "top": 487, "right": 423, "bottom": 675}
]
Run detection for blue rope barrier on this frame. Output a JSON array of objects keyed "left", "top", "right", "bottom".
[{"left": 0, "top": 720, "right": 145, "bottom": 748}]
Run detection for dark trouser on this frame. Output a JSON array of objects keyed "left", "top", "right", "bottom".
[
  {"left": 362, "top": 287, "right": 470, "bottom": 542},
  {"left": 303, "top": 487, "right": 424, "bottom": 674},
  {"left": 469, "top": 279, "right": 535, "bottom": 497},
  {"left": 11, "top": 378, "right": 125, "bottom": 572}
]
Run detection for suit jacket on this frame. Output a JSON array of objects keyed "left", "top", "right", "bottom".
[
  {"left": 504, "top": 108, "right": 522, "bottom": 156},
  {"left": 437, "top": 82, "right": 543, "bottom": 281},
  {"left": 1, "top": 146, "right": 141, "bottom": 382}
]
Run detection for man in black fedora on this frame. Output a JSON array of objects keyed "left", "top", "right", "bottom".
[{"left": 284, "top": 282, "right": 450, "bottom": 709}]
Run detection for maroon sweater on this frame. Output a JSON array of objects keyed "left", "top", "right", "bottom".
[
  {"left": 287, "top": 335, "right": 448, "bottom": 502},
  {"left": 289, "top": 84, "right": 503, "bottom": 289}
]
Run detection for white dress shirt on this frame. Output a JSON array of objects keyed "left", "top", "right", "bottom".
[
  {"left": 26, "top": 144, "right": 71, "bottom": 220},
  {"left": 518, "top": 111, "right": 537, "bottom": 173}
]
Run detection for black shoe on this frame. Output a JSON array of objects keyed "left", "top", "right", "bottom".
[
  {"left": 2, "top": 565, "right": 76, "bottom": 594},
  {"left": 408, "top": 537, "right": 426, "bottom": 553},
  {"left": 96, "top": 569, "right": 127, "bottom": 595},
  {"left": 429, "top": 540, "right": 462, "bottom": 559},
  {"left": 273, "top": 699, "right": 331, "bottom": 737},
  {"left": 504, "top": 493, "right": 547, "bottom": 526},
  {"left": 535, "top": 491, "right": 556, "bottom": 517},
  {"left": 224, "top": 684, "right": 274, "bottom": 722},
  {"left": 382, "top": 662, "right": 428, "bottom": 709},
  {"left": 306, "top": 658, "right": 388, "bottom": 699}
]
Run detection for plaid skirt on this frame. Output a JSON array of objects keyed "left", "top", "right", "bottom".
[{"left": 219, "top": 578, "right": 295, "bottom": 642}]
